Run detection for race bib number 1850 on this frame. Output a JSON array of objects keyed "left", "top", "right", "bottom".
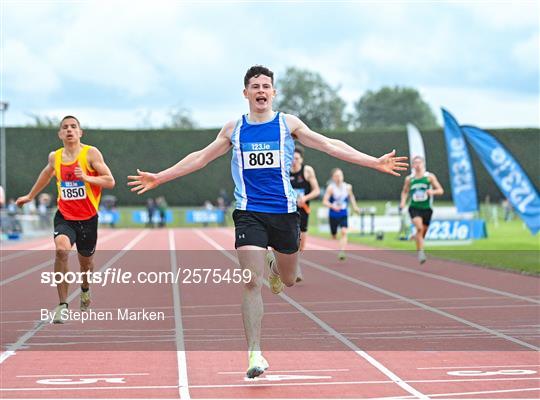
[
  {"left": 60, "top": 181, "right": 87, "bottom": 200},
  {"left": 242, "top": 142, "right": 280, "bottom": 169}
]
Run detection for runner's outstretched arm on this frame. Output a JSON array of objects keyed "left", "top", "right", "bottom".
[
  {"left": 128, "top": 122, "right": 234, "bottom": 195},
  {"left": 16, "top": 152, "right": 55, "bottom": 207},
  {"left": 286, "top": 115, "right": 408, "bottom": 176}
]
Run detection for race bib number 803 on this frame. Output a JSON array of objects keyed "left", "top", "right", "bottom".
[
  {"left": 242, "top": 141, "right": 280, "bottom": 169},
  {"left": 60, "top": 181, "right": 87, "bottom": 200}
]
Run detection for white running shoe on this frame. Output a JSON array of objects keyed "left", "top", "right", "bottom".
[
  {"left": 246, "top": 351, "right": 269, "bottom": 379},
  {"left": 295, "top": 264, "right": 303, "bottom": 283},
  {"left": 266, "top": 251, "right": 284, "bottom": 294},
  {"left": 80, "top": 289, "right": 91, "bottom": 311},
  {"left": 418, "top": 250, "right": 427, "bottom": 264},
  {"left": 52, "top": 303, "right": 68, "bottom": 324}
]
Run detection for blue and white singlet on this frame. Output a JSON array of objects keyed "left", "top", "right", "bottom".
[
  {"left": 328, "top": 182, "right": 349, "bottom": 219},
  {"left": 231, "top": 112, "right": 297, "bottom": 214}
]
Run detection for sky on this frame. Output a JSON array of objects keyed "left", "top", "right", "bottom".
[{"left": 2, "top": 0, "right": 539, "bottom": 129}]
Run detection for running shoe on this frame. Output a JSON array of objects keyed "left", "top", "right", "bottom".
[
  {"left": 52, "top": 303, "right": 68, "bottom": 324},
  {"left": 338, "top": 251, "right": 346, "bottom": 261},
  {"left": 246, "top": 351, "right": 269, "bottom": 379},
  {"left": 80, "top": 289, "right": 91, "bottom": 311},
  {"left": 266, "top": 250, "right": 284, "bottom": 294},
  {"left": 295, "top": 264, "right": 303, "bottom": 283},
  {"left": 418, "top": 249, "right": 427, "bottom": 264}
]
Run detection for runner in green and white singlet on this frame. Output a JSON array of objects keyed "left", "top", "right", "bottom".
[{"left": 400, "top": 156, "right": 444, "bottom": 264}]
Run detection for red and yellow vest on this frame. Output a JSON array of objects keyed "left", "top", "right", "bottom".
[{"left": 54, "top": 145, "right": 101, "bottom": 220}]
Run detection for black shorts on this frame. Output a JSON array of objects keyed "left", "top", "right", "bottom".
[
  {"left": 408, "top": 207, "right": 433, "bottom": 226},
  {"left": 329, "top": 215, "right": 348, "bottom": 236},
  {"left": 298, "top": 208, "right": 310, "bottom": 233},
  {"left": 54, "top": 211, "right": 98, "bottom": 257},
  {"left": 232, "top": 209, "right": 300, "bottom": 254}
]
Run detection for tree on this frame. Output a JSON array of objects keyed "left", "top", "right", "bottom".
[
  {"left": 25, "top": 113, "right": 60, "bottom": 128},
  {"left": 351, "top": 86, "right": 438, "bottom": 130},
  {"left": 275, "top": 67, "right": 347, "bottom": 131},
  {"left": 163, "top": 106, "right": 197, "bottom": 130}
]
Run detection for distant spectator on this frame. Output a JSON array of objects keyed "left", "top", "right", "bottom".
[
  {"left": 6, "top": 198, "right": 22, "bottom": 233},
  {"left": 218, "top": 188, "right": 230, "bottom": 207},
  {"left": 156, "top": 196, "right": 168, "bottom": 228},
  {"left": 146, "top": 198, "right": 156, "bottom": 228},
  {"left": 216, "top": 196, "right": 227, "bottom": 226},
  {"left": 38, "top": 193, "right": 52, "bottom": 229},
  {"left": 101, "top": 195, "right": 118, "bottom": 228},
  {"left": 502, "top": 199, "right": 514, "bottom": 222}
]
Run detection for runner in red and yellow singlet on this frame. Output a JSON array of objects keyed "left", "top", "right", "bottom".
[{"left": 16, "top": 116, "right": 115, "bottom": 322}]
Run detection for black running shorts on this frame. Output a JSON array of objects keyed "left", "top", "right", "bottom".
[
  {"left": 232, "top": 209, "right": 300, "bottom": 254},
  {"left": 54, "top": 211, "right": 98, "bottom": 257},
  {"left": 408, "top": 206, "right": 433, "bottom": 226}
]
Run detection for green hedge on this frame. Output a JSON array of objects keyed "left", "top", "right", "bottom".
[{"left": 5, "top": 126, "right": 539, "bottom": 206}]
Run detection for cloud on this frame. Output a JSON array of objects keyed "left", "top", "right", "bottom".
[
  {"left": 3, "top": 39, "right": 61, "bottom": 97},
  {"left": 421, "top": 86, "right": 540, "bottom": 128},
  {"left": 3, "top": 1, "right": 539, "bottom": 128},
  {"left": 513, "top": 33, "right": 540, "bottom": 74}
]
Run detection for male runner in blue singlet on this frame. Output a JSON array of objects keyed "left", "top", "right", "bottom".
[{"left": 128, "top": 65, "right": 408, "bottom": 378}]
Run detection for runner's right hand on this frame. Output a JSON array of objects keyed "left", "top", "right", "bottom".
[
  {"left": 15, "top": 195, "right": 32, "bottom": 207},
  {"left": 127, "top": 169, "right": 160, "bottom": 195}
]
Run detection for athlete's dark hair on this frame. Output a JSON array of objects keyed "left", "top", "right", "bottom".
[
  {"left": 294, "top": 145, "right": 305, "bottom": 157},
  {"left": 244, "top": 65, "right": 274, "bottom": 87},
  {"left": 60, "top": 115, "right": 81, "bottom": 128}
]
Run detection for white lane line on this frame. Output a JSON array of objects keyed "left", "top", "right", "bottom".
[
  {"left": 0, "top": 230, "right": 149, "bottom": 364},
  {"left": 0, "top": 229, "right": 127, "bottom": 286},
  {"left": 169, "top": 229, "right": 190, "bottom": 400},
  {"left": 0, "top": 229, "right": 123, "bottom": 263},
  {"left": 0, "top": 385, "right": 178, "bottom": 391},
  {"left": 418, "top": 364, "right": 540, "bottom": 370},
  {"left": 194, "top": 228, "right": 428, "bottom": 400},
  {"left": 218, "top": 368, "right": 350, "bottom": 374},
  {"left": 2, "top": 377, "right": 539, "bottom": 392},
  {"left": 17, "top": 372, "right": 149, "bottom": 377},
  {"left": 301, "top": 258, "right": 540, "bottom": 351},
  {"left": 306, "top": 243, "right": 540, "bottom": 304},
  {"left": 185, "top": 376, "right": 540, "bottom": 389},
  {"left": 386, "top": 386, "right": 540, "bottom": 399},
  {"left": 0, "top": 295, "right": 530, "bottom": 312}
]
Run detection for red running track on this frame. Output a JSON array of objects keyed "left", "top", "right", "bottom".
[{"left": 0, "top": 227, "right": 538, "bottom": 399}]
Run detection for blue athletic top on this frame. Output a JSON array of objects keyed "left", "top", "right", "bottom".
[
  {"left": 231, "top": 112, "right": 297, "bottom": 214},
  {"left": 328, "top": 182, "right": 349, "bottom": 219}
]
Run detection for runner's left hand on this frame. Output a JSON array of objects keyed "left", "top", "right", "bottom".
[{"left": 74, "top": 165, "right": 87, "bottom": 181}]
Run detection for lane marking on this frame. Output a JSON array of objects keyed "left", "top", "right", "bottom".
[
  {"left": 1, "top": 377, "right": 538, "bottom": 391},
  {"left": 0, "top": 229, "right": 127, "bottom": 286},
  {"left": 306, "top": 243, "right": 540, "bottom": 304},
  {"left": 447, "top": 369, "right": 537, "bottom": 376},
  {"left": 0, "top": 229, "right": 123, "bottom": 263},
  {"left": 243, "top": 374, "right": 332, "bottom": 382},
  {"left": 0, "top": 385, "right": 178, "bottom": 391},
  {"left": 386, "top": 386, "right": 540, "bottom": 399},
  {"left": 169, "top": 229, "right": 190, "bottom": 400},
  {"left": 188, "top": 376, "right": 540, "bottom": 389},
  {"left": 17, "top": 373, "right": 149, "bottom": 377},
  {"left": 219, "top": 368, "right": 349, "bottom": 374},
  {"left": 194, "top": 228, "right": 428, "bottom": 400},
  {"left": 301, "top": 257, "right": 540, "bottom": 351},
  {"left": 0, "top": 230, "right": 149, "bottom": 364},
  {"left": 418, "top": 364, "right": 540, "bottom": 370}
]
